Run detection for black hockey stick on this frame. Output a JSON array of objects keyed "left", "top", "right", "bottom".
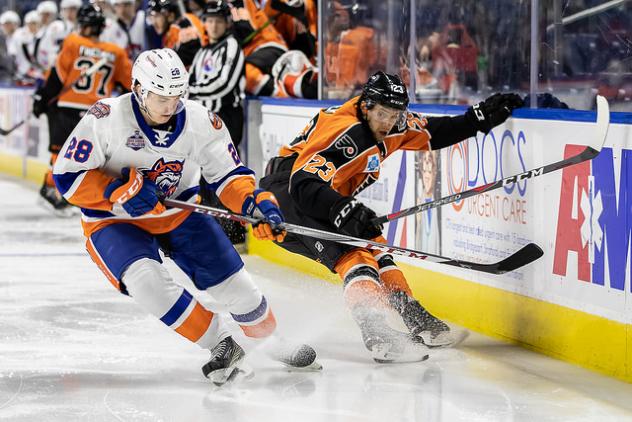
[
  {"left": 0, "top": 120, "right": 26, "bottom": 136},
  {"left": 164, "top": 199, "right": 543, "bottom": 274},
  {"left": 372, "top": 95, "right": 610, "bottom": 225},
  {"left": 0, "top": 57, "right": 108, "bottom": 137}
]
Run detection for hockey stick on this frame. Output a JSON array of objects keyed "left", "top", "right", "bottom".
[
  {"left": 164, "top": 199, "right": 543, "bottom": 274},
  {"left": 0, "top": 57, "right": 109, "bottom": 137},
  {"left": 372, "top": 95, "right": 610, "bottom": 225}
]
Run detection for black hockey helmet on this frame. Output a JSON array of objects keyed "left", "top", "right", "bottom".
[
  {"left": 148, "top": 0, "right": 181, "bottom": 17},
  {"left": 202, "top": 1, "right": 231, "bottom": 19},
  {"left": 77, "top": 4, "right": 106, "bottom": 36},
  {"left": 361, "top": 71, "right": 409, "bottom": 111}
]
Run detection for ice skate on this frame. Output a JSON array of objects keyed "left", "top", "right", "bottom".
[
  {"left": 38, "top": 184, "right": 76, "bottom": 218},
  {"left": 354, "top": 307, "right": 429, "bottom": 364},
  {"left": 202, "top": 336, "right": 252, "bottom": 386},
  {"left": 389, "top": 291, "right": 465, "bottom": 348},
  {"left": 265, "top": 337, "right": 322, "bottom": 371}
]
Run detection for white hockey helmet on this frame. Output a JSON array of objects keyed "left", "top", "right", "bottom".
[
  {"left": 132, "top": 48, "right": 189, "bottom": 112},
  {"left": 0, "top": 11, "right": 21, "bottom": 25},
  {"left": 37, "top": 1, "right": 59, "bottom": 15},
  {"left": 61, "top": 0, "right": 84, "bottom": 9},
  {"left": 24, "top": 11, "right": 41, "bottom": 24}
]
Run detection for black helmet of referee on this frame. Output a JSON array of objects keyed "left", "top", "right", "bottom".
[
  {"left": 77, "top": 4, "right": 106, "bottom": 36},
  {"left": 202, "top": 1, "right": 231, "bottom": 19}
]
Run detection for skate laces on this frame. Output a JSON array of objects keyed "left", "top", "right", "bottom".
[{"left": 211, "top": 337, "right": 231, "bottom": 359}]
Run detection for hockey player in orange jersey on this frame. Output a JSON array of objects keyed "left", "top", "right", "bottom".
[
  {"left": 324, "top": 1, "right": 382, "bottom": 98},
  {"left": 230, "top": 0, "right": 316, "bottom": 98},
  {"left": 147, "top": 0, "right": 207, "bottom": 66},
  {"left": 261, "top": 71, "right": 523, "bottom": 362},
  {"left": 263, "top": 0, "right": 317, "bottom": 63},
  {"left": 33, "top": 4, "right": 132, "bottom": 215}
]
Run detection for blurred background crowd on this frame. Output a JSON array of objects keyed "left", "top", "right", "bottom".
[{"left": 0, "top": 0, "right": 630, "bottom": 110}]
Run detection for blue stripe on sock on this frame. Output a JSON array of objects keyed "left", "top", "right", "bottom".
[
  {"left": 160, "top": 290, "right": 193, "bottom": 326},
  {"left": 231, "top": 296, "right": 268, "bottom": 323}
]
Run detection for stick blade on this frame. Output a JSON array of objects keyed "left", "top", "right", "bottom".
[
  {"left": 592, "top": 95, "right": 610, "bottom": 151},
  {"left": 492, "top": 243, "right": 543, "bottom": 274}
]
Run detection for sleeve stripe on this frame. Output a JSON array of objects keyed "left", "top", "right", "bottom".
[
  {"left": 215, "top": 173, "right": 255, "bottom": 198},
  {"left": 53, "top": 170, "right": 87, "bottom": 197},
  {"left": 207, "top": 166, "right": 255, "bottom": 194}
]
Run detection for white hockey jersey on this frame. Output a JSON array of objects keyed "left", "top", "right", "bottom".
[
  {"left": 12, "top": 26, "right": 41, "bottom": 79},
  {"left": 36, "top": 20, "right": 73, "bottom": 71},
  {"left": 100, "top": 12, "right": 146, "bottom": 61},
  {"left": 53, "top": 92, "right": 256, "bottom": 237}
]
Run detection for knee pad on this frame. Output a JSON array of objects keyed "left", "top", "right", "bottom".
[
  {"left": 206, "top": 267, "right": 263, "bottom": 315},
  {"left": 121, "top": 258, "right": 182, "bottom": 316}
]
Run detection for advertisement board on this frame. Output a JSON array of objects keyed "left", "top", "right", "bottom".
[{"left": 258, "top": 100, "right": 632, "bottom": 326}]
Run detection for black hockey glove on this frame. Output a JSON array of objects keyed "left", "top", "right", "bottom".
[
  {"left": 465, "top": 93, "right": 524, "bottom": 134},
  {"left": 523, "top": 93, "right": 569, "bottom": 109},
  {"left": 329, "top": 197, "right": 383, "bottom": 240},
  {"left": 32, "top": 93, "right": 47, "bottom": 118}
]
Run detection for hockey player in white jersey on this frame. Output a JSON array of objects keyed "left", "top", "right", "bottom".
[
  {"left": 0, "top": 11, "right": 20, "bottom": 58},
  {"left": 53, "top": 48, "right": 319, "bottom": 385},
  {"left": 13, "top": 11, "right": 42, "bottom": 82},
  {"left": 100, "top": 0, "right": 147, "bottom": 61},
  {"left": 34, "top": 0, "right": 61, "bottom": 71},
  {"left": 35, "top": 0, "right": 82, "bottom": 72}
]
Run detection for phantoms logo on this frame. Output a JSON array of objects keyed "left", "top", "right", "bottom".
[{"left": 553, "top": 144, "right": 630, "bottom": 291}]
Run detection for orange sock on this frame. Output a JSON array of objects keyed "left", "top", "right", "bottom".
[{"left": 335, "top": 249, "right": 387, "bottom": 309}]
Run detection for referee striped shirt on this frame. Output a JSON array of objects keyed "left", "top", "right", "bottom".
[{"left": 189, "top": 34, "right": 245, "bottom": 112}]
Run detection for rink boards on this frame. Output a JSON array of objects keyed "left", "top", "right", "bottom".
[{"left": 1, "top": 88, "right": 631, "bottom": 383}]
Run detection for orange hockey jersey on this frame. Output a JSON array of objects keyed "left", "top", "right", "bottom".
[
  {"left": 233, "top": 0, "right": 287, "bottom": 56},
  {"left": 163, "top": 13, "right": 208, "bottom": 50},
  {"left": 54, "top": 32, "right": 132, "bottom": 110},
  {"left": 263, "top": 0, "right": 317, "bottom": 55},
  {"left": 280, "top": 96, "right": 431, "bottom": 201}
]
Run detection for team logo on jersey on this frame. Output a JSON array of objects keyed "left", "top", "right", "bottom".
[
  {"left": 154, "top": 130, "right": 171, "bottom": 146},
  {"left": 364, "top": 153, "right": 380, "bottom": 173},
  {"left": 334, "top": 134, "right": 358, "bottom": 159},
  {"left": 144, "top": 158, "right": 185, "bottom": 197},
  {"left": 87, "top": 101, "right": 111, "bottom": 119},
  {"left": 209, "top": 111, "right": 223, "bottom": 130},
  {"left": 171, "top": 68, "right": 181, "bottom": 76},
  {"left": 203, "top": 57, "right": 215, "bottom": 73},
  {"left": 126, "top": 130, "right": 145, "bottom": 151}
]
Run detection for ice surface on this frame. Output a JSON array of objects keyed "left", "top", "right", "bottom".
[{"left": 1, "top": 176, "right": 632, "bottom": 422}]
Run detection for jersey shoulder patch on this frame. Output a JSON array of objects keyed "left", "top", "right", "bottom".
[{"left": 87, "top": 101, "right": 111, "bottom": 119}]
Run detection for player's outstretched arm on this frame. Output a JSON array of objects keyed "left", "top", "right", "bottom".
[{"left": 425, "top": 93, "right": 524, "bottom": 150}]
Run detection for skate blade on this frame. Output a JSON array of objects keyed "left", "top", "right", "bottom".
[
  {"left": 281, "top": 360, "right": 323, "bottom": 372},
  {"left": 371, "top": 343, "right": 429, "bottom": 364},
  {"left": 36, "top": 197, "right": 77, "bottom": 218},
  {"left": 420, "top": 329, "right": 470, "bottom": 349},
  {"left": 209, "top": 362, "right": 253, "bottom": 386}
]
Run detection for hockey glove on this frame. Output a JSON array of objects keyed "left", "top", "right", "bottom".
[
  {"left": 465, "top": 93, "right": 524, "bottom": 134},
  {"left": 32, "top": 93, "right": 47, "bottom": 118},
  {"left": 329, "top": 197, "right": 383, "bottom": 240},
  {"left": 523, "top": 93, "right": 569, "bottom": 109},
  {"left": 242, "top": 189, "right": 286, "bottom": 242},
  {"left": 104, "top": 167, "right": 166, "bottom": 217}
]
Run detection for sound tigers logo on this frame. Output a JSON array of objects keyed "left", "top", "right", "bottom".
[{"left": 144, "top": 158, "right": 185, "bottom": 197}]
